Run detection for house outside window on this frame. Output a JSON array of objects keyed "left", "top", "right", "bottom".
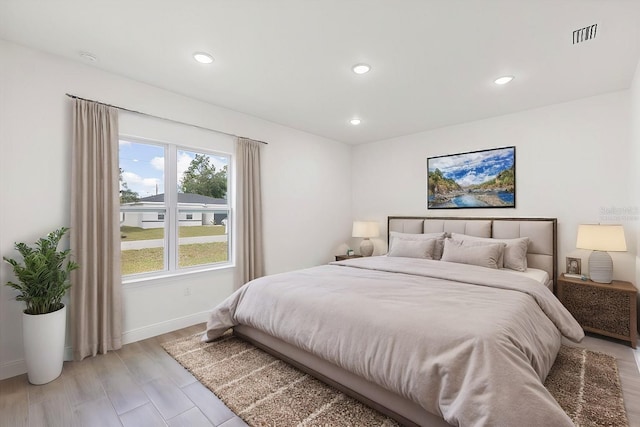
[{"left": 119, "top": 138, "right": 231, "bottom": 278}]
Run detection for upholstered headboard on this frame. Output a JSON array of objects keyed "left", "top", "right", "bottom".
[{"left": 388, "top": 216, "right": 557, "bottom": 289}]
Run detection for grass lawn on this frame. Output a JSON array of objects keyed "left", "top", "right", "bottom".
[
  {"left": 120, "top": 225, "right": 226, "bottom": 241},
  {"left": 121, "top": 242, "right": 228, "bottom": 275}
]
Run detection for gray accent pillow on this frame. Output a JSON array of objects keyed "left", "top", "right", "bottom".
[
  {"left": 451, "top": 233, "right": 530, "bottom": 272},
  {"left": 441, "top": 238, "right": 504, "bottom": 269},
  {"left": 389, "top": 231, "right": 446, "bottom": 260},
  {"left": 388, "top": 238, "right": 436, "bottom": 259}
]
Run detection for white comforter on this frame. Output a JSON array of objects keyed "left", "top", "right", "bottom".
[{"left": 203, "top": 256, "right": 584, "bottom": 427}]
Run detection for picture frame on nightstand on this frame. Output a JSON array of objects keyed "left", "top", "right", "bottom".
[{"left": 566, "top": 257, "right": 581, "bottom": 275}]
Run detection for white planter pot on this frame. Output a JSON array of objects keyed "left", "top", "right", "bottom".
[{"left": 23, "top": 305, "right": 66, "bottom": 385}]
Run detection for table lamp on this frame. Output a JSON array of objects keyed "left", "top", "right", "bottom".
[
  {"left": 352, "top": 221, "right": 379, "bottom": 257},
  {"left": 576, "top": 224, "right": 627, "bottom": 284}
]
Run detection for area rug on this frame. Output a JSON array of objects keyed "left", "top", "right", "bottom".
[{"left": 162, "top": 333, "right": 628, "bottom": 427}]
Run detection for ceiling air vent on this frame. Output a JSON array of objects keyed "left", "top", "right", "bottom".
[{"left": 573, "top": 24, "right": 597, "bottom": 44}]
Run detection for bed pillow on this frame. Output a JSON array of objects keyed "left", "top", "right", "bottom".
[
  {"left": 440, "top": 238, "right": 505, "bottom": 269},
  {"left": 389, "top": 231, "right": 447, "bottom": 260},
  {"left": 387, "top": 238, "right": 436, "bottom": 259},
  {"left": 451, "top": 233, "right": 530, "bottom": 272}
]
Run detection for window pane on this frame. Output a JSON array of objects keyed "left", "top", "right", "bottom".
[
  {"left": 119, "top": 140, "right": 165, "bottom": 200},
  {"left": 178, "top": 209, "right": 229, "bottom": 268},
  {"left": 119, "top": 140, "right": 166, "bottom": 276},
  {"left": 120, "top": 209, "right": 166, "bottom": 275},
  {"left": 177, "top": 149, "right": 229, "bottom": 269},
  {"left": 177, "top": 150, "right": 228, "bottom": 200}
]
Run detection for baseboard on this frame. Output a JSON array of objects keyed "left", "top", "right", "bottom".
[
  {"left": 121, "top": 311, "right": 210, "bottom": 345},
  {"left": 0, "top": 358, "right": 27, "bottom": 381}
]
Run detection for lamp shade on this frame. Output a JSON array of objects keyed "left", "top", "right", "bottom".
[
  {"left": 576, "top": 224, "right": 627, "bottom": 252},
  {"left": 352, "top": 221, "right": 379, "bottom": 238}
]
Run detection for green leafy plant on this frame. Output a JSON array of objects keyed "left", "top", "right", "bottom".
[{"left": 3, "top": 227, "right": 79, "bottom": 315}]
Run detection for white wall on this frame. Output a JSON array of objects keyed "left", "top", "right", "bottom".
[
  {"left": 632, "top": 59, "right": 640, "bottom": 267},
  {"left": 351, "top": 91, "right": 636, "bottom": 283},
  {"left": 631, "top": 59, "right": 640, "bottom": 332},
  {"left": 0, "top": 40, "right": 352, "bottom": 379}
]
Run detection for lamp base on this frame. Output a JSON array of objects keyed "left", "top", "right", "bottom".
[
  {"left": 588, "top": 250, "right": 613, "bottom": 284},
  {"left": 360, "top": 238, "right": 374, "bottom": 257}
]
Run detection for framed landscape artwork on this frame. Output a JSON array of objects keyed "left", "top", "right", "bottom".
[{"left": 427, "top": 146, "right": 515, "bottom": 209}]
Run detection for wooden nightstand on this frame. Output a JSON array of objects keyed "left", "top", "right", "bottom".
[
  {"left": 557, "top": 274, "right": 637, "bottom": 348},
  {"left": 335, "top": 255, "right": 363, "bottom": 261}
]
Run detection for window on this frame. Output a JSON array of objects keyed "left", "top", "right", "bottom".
[{"left": 119, "top": 139, "right": 231, "bottom": 277}]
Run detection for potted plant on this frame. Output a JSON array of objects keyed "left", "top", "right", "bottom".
[{"left": 3, "top": 227, "right": 79, "bottom": 384}]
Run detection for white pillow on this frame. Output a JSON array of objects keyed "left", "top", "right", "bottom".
[
  {"left": 451, "top": 233, "right": 530, "bottom": 272},
  {"left": 388, "top": 238, "right": 436, "bottom": 259},
  {"left": 389, "top": 231, "right": 446, "bottom": 260},
  {"left": 441, "top": 238, "right": 504, "bottom": 269}
]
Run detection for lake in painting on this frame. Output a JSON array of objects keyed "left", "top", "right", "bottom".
[{"left": 427, "top": 147, "right": 515, "bottom": 209}]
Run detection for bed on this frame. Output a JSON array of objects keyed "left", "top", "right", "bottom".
[{"left": 203, "top": 217, "right": 584, "bottom": 426}]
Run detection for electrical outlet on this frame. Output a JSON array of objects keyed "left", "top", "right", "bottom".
[{"left": 183, "top": 287, "right": 191, "bottom": 297}]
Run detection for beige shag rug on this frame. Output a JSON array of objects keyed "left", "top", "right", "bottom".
[{"left": 162, "top": 333, "right": 628, "bottom": 427}]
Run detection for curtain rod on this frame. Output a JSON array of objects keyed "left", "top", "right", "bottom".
[{"left": 65, "top": 93, "right": 268, "bottom": 145}]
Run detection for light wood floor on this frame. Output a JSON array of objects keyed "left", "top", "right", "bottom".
[
  {"left": 0, "top": 324, "right": 247, "bottom": 427},
  {"left": 0, "top": 325, "right": 639, "bottom": 427}
]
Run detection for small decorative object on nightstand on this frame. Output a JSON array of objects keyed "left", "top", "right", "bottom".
[
  {"left": 557, "top": 273, "right": 637, "bottom": 348},
  {"left": 335, "top": 254, "right": 363, "bottom": 261}
]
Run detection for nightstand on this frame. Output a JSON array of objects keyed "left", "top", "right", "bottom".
[
  {"left": 335, "top": 255, "right": 363, "bottom": 261},
  {"left": 557, "top": 274, "right": 637, "bottom": 348}
]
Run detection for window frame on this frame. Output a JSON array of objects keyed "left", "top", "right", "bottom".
[{"left": 120, "top": 136, "right": 233, "bottom": 284}]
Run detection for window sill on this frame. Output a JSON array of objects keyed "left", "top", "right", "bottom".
[{"left": 122, "top": 262, "right": 234, "bottom": 288}]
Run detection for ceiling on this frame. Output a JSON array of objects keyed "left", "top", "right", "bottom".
[{"left": 1, "top": 1, "right": 639, "bottom": 145}]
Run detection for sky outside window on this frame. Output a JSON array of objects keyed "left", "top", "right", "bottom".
[{"left": 119, "top": 140, "right": 165, "bottom": 198}]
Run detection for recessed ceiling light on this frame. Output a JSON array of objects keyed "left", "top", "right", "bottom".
[
  {"left": 494, "top": 75, "right": 514, "bottom": 85},
  {"left": 79, "top": 51, "right": 97, "bottom": 62},
  {"left": 352, "top": 64, "right": 371, "bottom": 74},
  {"left": 193, "top": 52, "right": 214, "bottom": 64},
  {"left": 350, "top": 118, "right": 361, "bottom": 125}
]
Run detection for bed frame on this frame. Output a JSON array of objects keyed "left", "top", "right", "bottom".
[{"left": 234, "top": 216, "right": 558, "bottom": 426}]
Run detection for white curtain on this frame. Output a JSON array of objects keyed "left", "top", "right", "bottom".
[
  {"left": 70, "top": 99, "right": 122, "bottom": 360},
  {"left": 235, "top": 137, "right": 265, "bottom": 289}
]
